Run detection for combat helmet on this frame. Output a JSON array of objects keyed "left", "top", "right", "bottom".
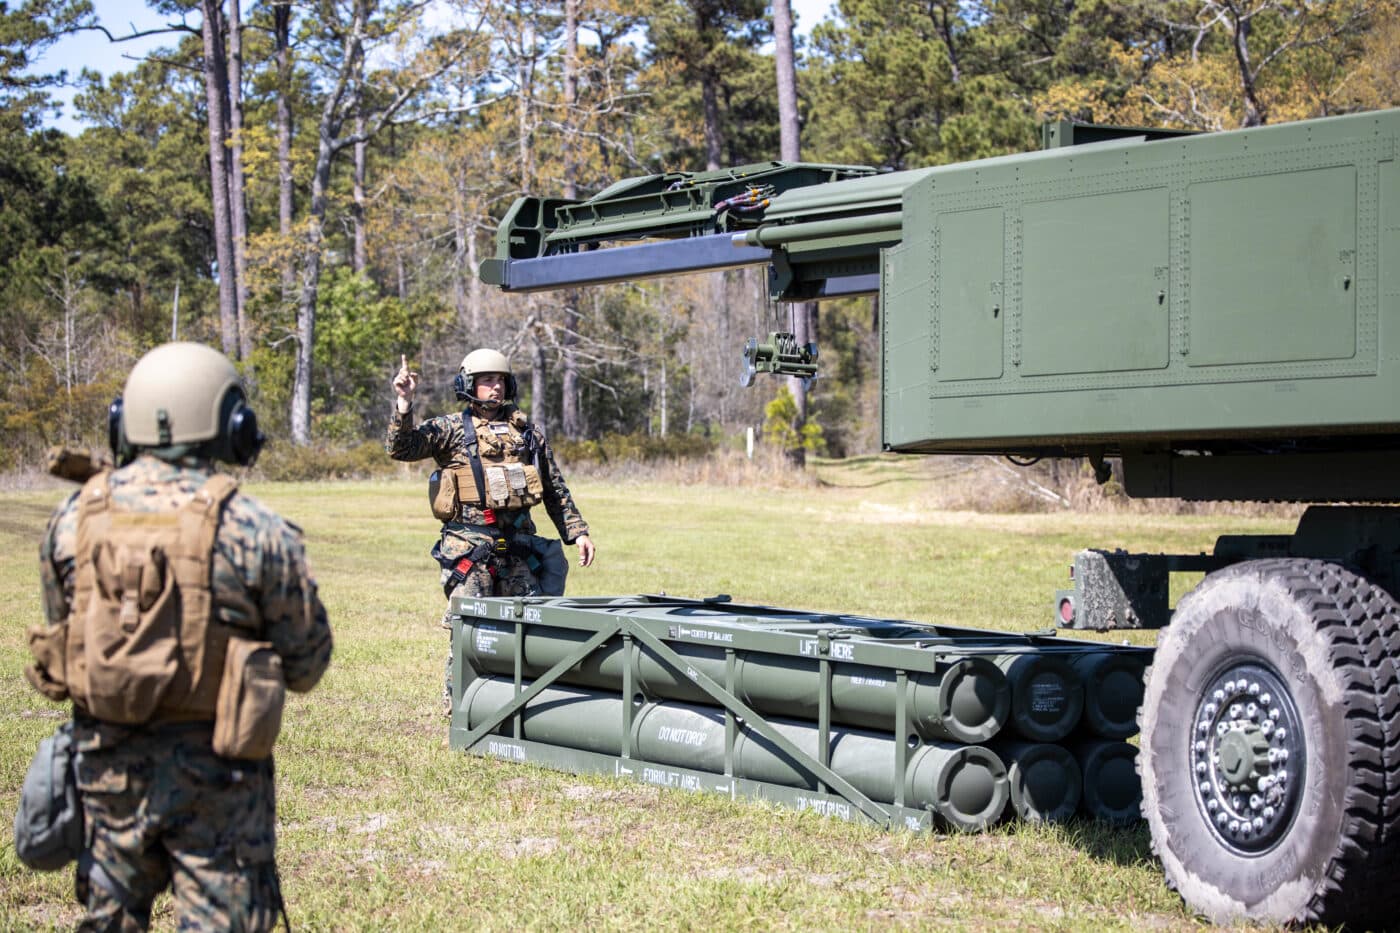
[
  {"left": 454, "top": 347, "right": 518, "bottom": 406},
  {"left": 109, "top": 342, "right": 265, "bottom": 466}
]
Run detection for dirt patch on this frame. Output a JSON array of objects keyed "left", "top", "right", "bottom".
[{"left": 495, "top": 835, "right": 560, "bottom": 858}]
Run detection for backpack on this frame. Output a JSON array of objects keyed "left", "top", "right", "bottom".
[
  {"left": 13, "top": 720, "right": 83, "bottom": 871},
  {"left": 66, "top": 472, "right": 239, "bottom": 723}
]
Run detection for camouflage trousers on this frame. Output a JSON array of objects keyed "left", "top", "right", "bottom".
[
  {"left": 440, "top": 554, "right": 539, "bottom": 714},
  {"left": 72, "top": 720, "right": 281, "bottom": 932}
]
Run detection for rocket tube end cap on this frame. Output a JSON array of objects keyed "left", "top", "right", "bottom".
[
  {"left": 999, "top": 741, "right": 1082, "bottom": 823},
  {"left": 911, "top": 743, "right": 1009, "bottom": 832},
  {"left": 1074, "top": 739, "right": 1143, "bottom": 825},
  {"left": 1073, "top": 651, "right": 1149, "bottom": 739},
  {"left": 1000, "top": 653, "right": 1086, "bottom": 743},
  {"left": 929, "top": 658, "right": 1011, "bottom": 744}
]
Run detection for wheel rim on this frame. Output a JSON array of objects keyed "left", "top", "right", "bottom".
[{"left": 1190, "top": 658, "right": 1306, "bottom": 853}]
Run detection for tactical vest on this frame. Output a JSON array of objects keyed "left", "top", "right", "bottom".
[
  {"left": 430, "top": 413, "right": 545, "bottom": 521},
  {"left": 52, "top": 472, "right": 238, "bottom": 723}
]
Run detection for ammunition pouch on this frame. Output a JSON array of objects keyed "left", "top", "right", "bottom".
[
  {"left": 212, "top": 639, "right": 285, "bottom": 761},
  {"left": 480, "top": 462, "right": 544, "bottom": 510},
  {"left": 430, "top": 461, "right": 543, "bottom": 521},
  {"left": 24, "top": 622, "right": 70, "bottom": 702},
  {"left": 429, "top": 469, "right": 457, "bottom": 522}
]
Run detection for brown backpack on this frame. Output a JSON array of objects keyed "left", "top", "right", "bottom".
[
  {"left": 28, "top": 471, "right": 286, "bottom": 759},
  {"left": 28, "top": 472, "right": 237, "bottom": 723}
]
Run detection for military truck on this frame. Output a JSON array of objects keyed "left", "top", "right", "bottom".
[{"left": 464, "top": 107, "right": 1400, "bottom": 927}]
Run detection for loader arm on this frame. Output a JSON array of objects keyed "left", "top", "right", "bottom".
[{"left": 477, "top": 160, "right": 925, "bottom": 302}]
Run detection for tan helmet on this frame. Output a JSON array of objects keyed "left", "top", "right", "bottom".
[
  {"left": 116, "top": 342, "right": 264, "bottom": 465},
  {"left": 455, "top": 348, "right": 517, "bottom": 402}
]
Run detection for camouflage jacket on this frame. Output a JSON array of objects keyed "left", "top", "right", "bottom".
[
  {"left": 39, "top": 455, "right": 333, "bottom": 702},
  {"left": 384, "top": 403, "right": 590, "bottom": 559}
]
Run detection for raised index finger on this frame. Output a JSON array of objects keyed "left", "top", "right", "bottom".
[{"left": 399, "top": 353, "right": 408, "bottom": 372}]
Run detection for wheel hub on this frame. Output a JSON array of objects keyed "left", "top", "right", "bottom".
[{"left": 1191, "top": 661, "right": 1305, "bottom": 852}]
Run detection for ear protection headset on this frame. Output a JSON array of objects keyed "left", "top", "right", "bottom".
[
  {"left": 213, "top": 388, "right": 266, "bottom": 466},
  {"left": 107, "top": 398, "right": 132, "bottom": 467},
  {"left": 453, "top": 371, "right": 518, "bottom": 403},
  {"left": 107, "top": 387, "right": 266, "bottom": 467}
]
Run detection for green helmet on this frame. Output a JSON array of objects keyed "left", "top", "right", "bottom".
[{"left": 113, "top": 342, "right": 265, "bottom": 466}]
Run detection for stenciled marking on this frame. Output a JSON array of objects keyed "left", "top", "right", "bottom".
[
  {"left": 656, "top": 726, "right": 709, "bottom": 747},
  {"left": 795, "top": 796, "right": 852, "bottom": 820},
  {"left": 641, "top": 767, "right": 703, "bottom": 791},
  {"left": 673, "top": 626, "right": 734, "bottom": 644},
  {"left": 474, "top": 625, "right": 501, "bottom": 655},
  {"left": 799, "top": 639, "right": 855, "bottom": 661},
  {"left": 485, "top": 740, "right": 526, "bottom": 762}
]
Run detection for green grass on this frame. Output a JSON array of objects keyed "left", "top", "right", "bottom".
[{"left": 0, "top": 463, "right": 1299, "bottom": 930}]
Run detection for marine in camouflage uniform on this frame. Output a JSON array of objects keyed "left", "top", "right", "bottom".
[
  {"left": 384, "top": 351, "right": 594, "bottom": 707},
  {"left": 32, "top": 344, "right": 333, "bottom": 932}
]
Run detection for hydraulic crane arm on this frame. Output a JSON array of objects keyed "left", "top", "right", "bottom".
[{"left": 478, "top": 160, "right": 924, "bottom": 302}]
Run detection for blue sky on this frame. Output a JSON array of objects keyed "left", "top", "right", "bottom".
[{"left": 34, "top": 0, "right": 840, "bottom": 134}]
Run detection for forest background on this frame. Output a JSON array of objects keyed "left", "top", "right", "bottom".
[{"left": 3, "top": 0, "right": 1399, "bottom": 481}]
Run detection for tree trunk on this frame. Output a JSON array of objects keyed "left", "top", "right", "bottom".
[
  {"left": 200, "top": 0, "right": 238, "bottom": 358},
  {"left": 560, "top": 0, "right": 581, "bottom": 436},
  {"left": 353, "top": 112, "right": 368, "bottom": 273},
  {"left": 451, "top": 169, "right": 468, "bottom": 321},
  {"left": 291, "top": 140, "right": 333, "bottom": 445},
  {"left": 466, "top": 223, "right": 480, "bottom": 331},
  {"left": 275, "top": 0, "right": 294, "bottom": 295},
  {"left": 228, "top": 0, "right": 251, "bottom": 360},
  {"left": 529, "top": 333, "right": 547, "bottom": 427},
  {"left": 701, "top": 77, "right": 723, "bottom": 171},
  {"left": 1228, "top": 10, "right": 1266, "bottom": 126}
]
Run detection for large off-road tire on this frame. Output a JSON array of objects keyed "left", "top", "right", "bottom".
[{"left": 1139, "top": 559, "right": 1400, "bottom": 927}]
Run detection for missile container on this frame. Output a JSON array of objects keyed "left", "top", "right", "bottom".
[{"left": 450, "top": 594, "right": 1145, "bottom": 835}]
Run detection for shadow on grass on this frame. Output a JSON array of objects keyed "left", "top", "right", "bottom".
[{"left": 1058, "top": 817, "right": 1158, "bottom": 868}]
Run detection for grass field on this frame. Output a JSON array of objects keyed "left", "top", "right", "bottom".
[{"left": 0, "top": 458, "right": 1301, "bottom": 930}]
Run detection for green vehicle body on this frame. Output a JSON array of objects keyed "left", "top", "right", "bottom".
[{"left": 469, "top": 108, "right": 1400, "bottom": 927}]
